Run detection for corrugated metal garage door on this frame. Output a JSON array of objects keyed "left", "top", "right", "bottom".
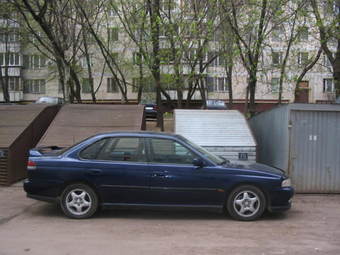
[{"left": 290, "top": 110, "right": 340, "bottom": 193}]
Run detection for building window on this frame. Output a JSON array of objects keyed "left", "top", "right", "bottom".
[
  {"left": 297, "top": 26, "right": 308, "bottom": 41},
  {"left": 159, "top": 23, "right": 178, "bottom": 37},
  {"left": 298, "top": 52, "right": 308, "bottom": 65},
  {"left": 208, "top": 52, "right": 225, "bottom": 67},
  {"left": 108, "top": 27, "right": 118, "bottom": 42},
  {"left": 107, "top": 78, "right": 119, "bottom": 93},
  {"left": 272, "top": 25, "right": 284, "bottom": 42},
  {"left": 206, "top": 77, "right": 228, "bottom": 92},
  {"left": 323, "top": 78, "right": 334, "bottom": 92},
  {"left": 80, "top": 55, "right": 93, "bottom": 68},
  {"left": 133, "top": 77, "right": 154, "bottom": 93},
  {"left": 159, "top": 48, "right": 177, "bottom": 63},
  {"left": 271, "top": 78, "right": 279, "bottom": 93},
  {"left": 133, "top": 52, "right": 144, "bottom": 65},
  {"left": 23, "top": 55, "right": 46, "bottom": 69},
  {"left": 0, "top": 31, "right": 19, "bottom": 43},
  {"left": 0, "top": 53, "right": 20, "bottom": 66},
  {"left": 8, "top": 77, "right": 21, "bottom": 91},
  {"left": 160, "top": 0, "right": 176, "bottom": 12},
  {"left": 82, "top": 78, "right": 93, "bottom": 94},
  {"left": 184, "top": 49, "right": 207, "bottom": 63},
  {"left": 107, "top": 8, "right": 117, "bottom": 17},
  {"left": 184, "top": 49, "right": 197, "bottom": 61},
  {"left": 323, "top": 54, "right": 332, "bottom": 68},
  {"left": 272, "top": 52, "right": 283, "bottom": 66},
  {"left": 58, "top": 82, "right": 63, "bottom": 94},
  {"left": 23, "top": 79, "right": 46, "bottom": 94}
]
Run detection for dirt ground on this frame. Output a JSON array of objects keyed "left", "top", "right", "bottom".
[
  {"left": 0, "top": 184, "right": 339, "bottom": 255},
  {"left": 0, "top": 120, "right": 339, "bottom": 255}
]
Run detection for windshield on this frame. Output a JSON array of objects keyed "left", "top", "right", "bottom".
[{"left": 179, "top": 136, "right": 225, "bottom": 165}]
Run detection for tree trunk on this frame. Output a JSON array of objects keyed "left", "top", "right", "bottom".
[
  {"left": 334, "top": 38, "right": 340, "bottom": 98},
  {"left": 0, "top": 67, "right": 10, "bottom": 103},
  {"left": 83, "top": 31, "right": 96, "bottom": 103},
  {"left": 137, "top": 60, "right": 144, "bottom": 103},
  {"left": 69, "top": 66, "right": 82, "bottom": 103},
  {"left": 248, "top": 74, "right": 257, "bottom": 116},
  {"left": 56, "top": 58, "right": 67, "bottom": 101},
  {"left": 244, "top": 85, "right": 249, "bottom": 115},
  {"left": 149, "top": 0, "right": 164, "bottom": 131},
  {"left": 227, "top": 64, "right": 233, "bottom": 108}
]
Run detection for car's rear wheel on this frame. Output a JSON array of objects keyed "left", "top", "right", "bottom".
[
  {"left": 227, "top": 185, "right": 266, "bottom": 221},
  {"left": 60, "top": 183, "right": 98, "bottom": 219}
]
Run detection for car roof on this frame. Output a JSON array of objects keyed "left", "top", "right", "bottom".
[{"left": 95, "top": 131, "right": 181, "bottom": 139}]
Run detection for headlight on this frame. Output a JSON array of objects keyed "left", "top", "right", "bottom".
[{"left": 281, "top": 178, "right": 291, "bottom": 187}]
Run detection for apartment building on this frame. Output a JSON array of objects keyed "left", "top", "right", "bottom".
[{"left": 0, "top": 1, "right": 336, "bottom": 104}]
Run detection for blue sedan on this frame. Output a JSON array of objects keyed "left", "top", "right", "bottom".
[{"left": 24, "top": 132, "right": 294, "bottom": 221}]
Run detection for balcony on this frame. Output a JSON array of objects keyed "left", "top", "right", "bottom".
[{"left": 0, "top": 66, "right": 21, "bottom": 76}]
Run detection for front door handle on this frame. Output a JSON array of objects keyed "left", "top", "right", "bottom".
[
  {"left": 87, "top": 169, "right": 102, "bottom": 175},
  {"left": 152, "top": 171, "right": 168, "bottom": 178}
]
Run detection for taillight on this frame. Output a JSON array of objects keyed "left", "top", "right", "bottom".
[
  {"left": 153, "top": 105, "right": 159, "bottom": 111},
  {"left": 27, "top": 160, "right": 36, "bottom": 170}
]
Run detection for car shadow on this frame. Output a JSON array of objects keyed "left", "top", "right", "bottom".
[
  {"left": 96, "top": 208, "right": 227, "bottom": 221},
  {"left": 32, "top": 203, "right": 290, "bottom": 222}
]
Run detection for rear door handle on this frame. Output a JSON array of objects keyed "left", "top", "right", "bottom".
[{"left": 87, "top": 169, "right": 102, "bottom": 175}]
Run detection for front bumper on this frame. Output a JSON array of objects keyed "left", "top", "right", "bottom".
[{"left": 268, "top": 187, "right": 294, "bottom": 212}]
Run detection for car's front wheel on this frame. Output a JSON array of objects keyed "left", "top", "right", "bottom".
[
  {"left": 227, "top": 185, "right": 266, "bottom": 221},
  {"left": 60, "top": 183, "right": 98, "bottom": 219}
]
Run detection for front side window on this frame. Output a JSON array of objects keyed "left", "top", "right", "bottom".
[{"left": 149, "top": 138, "right": 195, "bottom": 165}]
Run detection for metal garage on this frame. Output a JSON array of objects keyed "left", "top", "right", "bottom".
[
  {"left": 175, "top": 110, "right": 257, "bottom": 164},
  {"left": 249, "top": 104, "right": 340, "bottom": 193},
  {"left": 37, "top": 104, "right": 146, "bottom": 148},
  {"left": 0, "top": 104, "right": 60, "bottom": 185}
]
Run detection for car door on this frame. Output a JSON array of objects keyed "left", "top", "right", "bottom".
[
  {"left": 147, "top": 137, "right": 225, "bottom": 206},
  {"left": 78, "top": 136, "right": 150, "bottom": 204}
]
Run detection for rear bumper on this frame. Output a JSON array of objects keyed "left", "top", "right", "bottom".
[
  {"left": 27, "top": 194, "right": 58, "bottom": 203},
  {"left": 24, "top": 178, "right": 61, "bottom": 200}
]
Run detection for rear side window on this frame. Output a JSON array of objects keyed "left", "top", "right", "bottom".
[
  {"left": 79, "top": 139, "right": 108, "bottom": 159},
  {"left": 97, "top": 137, "right": 146, "bottom": 162}
]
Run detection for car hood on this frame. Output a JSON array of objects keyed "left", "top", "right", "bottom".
[{"left": 224, "top": 162, "right": 286, "bottom": 177}]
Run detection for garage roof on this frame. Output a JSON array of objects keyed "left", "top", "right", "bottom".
[
  {"left": 37, "top": 104, "right": 145, "bottom": 147},
  {"left": 175, "top": 110, "right": 256, "bottom": 147},
  {"left": 0, "top": 104, "right": 50, "bottom": 147}
]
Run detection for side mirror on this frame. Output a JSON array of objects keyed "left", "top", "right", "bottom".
[
  {"left": 219, "top": 156, "right": 230, "bottom": 164},
  {"left": 193, "top": 158, "right": 204, "bottom": 168}
]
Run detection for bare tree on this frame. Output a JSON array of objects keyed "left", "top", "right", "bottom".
[
  {"left": 310, "top": 0, "right": 340, "bottom": 99},
  {"left": 12, "top": 0, "right": 85, "bottom": 102},
  {"left": 223, "top": 0, "right": 291, "bottom": 115}
]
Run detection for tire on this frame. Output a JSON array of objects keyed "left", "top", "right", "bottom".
[
  {"left": 60, "top": 183, "right": 98, "bottom": 219},
  {"left": 226, "top": 185, "right": 266, "bottom": 221}
]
